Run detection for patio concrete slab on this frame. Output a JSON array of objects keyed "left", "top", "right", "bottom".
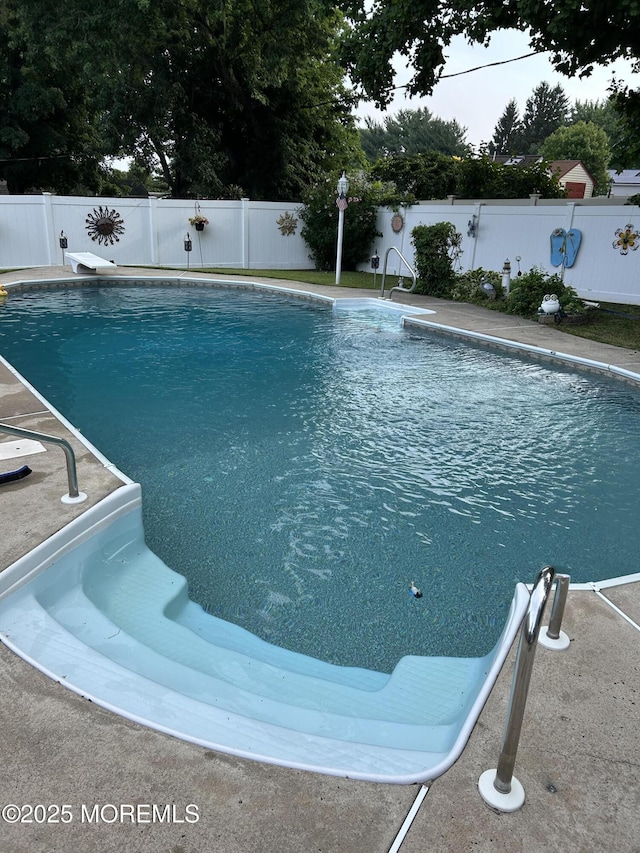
[{"left": 603, "top": 582, "right": 640, "bottom": 628}]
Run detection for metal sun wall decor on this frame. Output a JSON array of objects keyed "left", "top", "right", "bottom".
[
  {"left": 613, "top": 224, "right": 639, "bottom": 255},
  {"left": 85, "top": 205, "right": 125, "bottom": 245},
  {"left": 276, "top": 212, "right": 298, "bottom": 236}
]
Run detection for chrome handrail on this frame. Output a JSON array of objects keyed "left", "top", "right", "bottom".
[
  {"left": 0, "top": 422, "right": 86, "bottom": 503},
  {"left": 478, "top": 565, "right": 556, "bottom": 812},
  {"left": 379, "top": 246, "right": 417, "bottom": 299},
  {"left": 494, "top": 565, "right": 556, "bottom": 793}
]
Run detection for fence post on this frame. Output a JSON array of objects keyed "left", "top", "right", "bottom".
[{"left": 42, "top": 192, "right": 56, "bottom": 266}]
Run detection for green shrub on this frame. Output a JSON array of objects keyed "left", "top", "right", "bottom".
[
  {"left": 299, "top": 174, "right": 382, "bottom": 271},
  {"left": 412, "top": 222, "right": 463, "bottom": 297},
  {"left": 450, "top": 268, "right": 503, "bottom": 304},
  {"left": 505, "top": 267, "right": 586, "bottom": 317}
]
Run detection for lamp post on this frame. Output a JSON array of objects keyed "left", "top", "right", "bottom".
[{"left": 335, "top": 171, "right": 349, "bottom": 286}]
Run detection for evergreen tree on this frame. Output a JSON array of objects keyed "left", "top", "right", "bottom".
[
  {"left": 490, "top": 99, "right": 522, "bottom": 155},
  {"left": 510, "top": 83, "right": 570, "bottom": 154}
]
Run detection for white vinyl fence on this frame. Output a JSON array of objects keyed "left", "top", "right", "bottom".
[{"left": 1, "top": 192, "right": 640, "bottom": 304}]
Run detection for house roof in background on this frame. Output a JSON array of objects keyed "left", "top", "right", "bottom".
[
  {"left": 550, "top": 159, "right": 596, "bottom": 183},
  {"left": 491, "top": 154, "right": 542, "bottom": 168},
  {"left": 608, "top": 169, "right": 640, "bottom": 184}
]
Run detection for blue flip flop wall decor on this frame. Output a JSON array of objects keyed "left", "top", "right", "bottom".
[{"left": 550, "top": 228, "right": 582, "bottom": 268}]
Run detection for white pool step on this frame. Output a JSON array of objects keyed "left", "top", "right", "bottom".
[{"left": 0, "top": 485, "right": 529, "bottom": 783}]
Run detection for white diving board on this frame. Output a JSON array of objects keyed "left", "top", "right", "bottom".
[{"left": 65, "top": 252, "right": 118, "bottom": 274}]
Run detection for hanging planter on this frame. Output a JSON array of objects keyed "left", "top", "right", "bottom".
[
  {"left": 189, "top": 214, "right": 208, "bottom": 231},
  {"left": 189, "top": 202, "right": 209, "bottom": 232}
]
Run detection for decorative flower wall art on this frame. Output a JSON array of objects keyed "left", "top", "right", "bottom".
[
  {"left": 613, "top": 224, "right": 639, "bottom": 255},
  {"left": 85, "top": 206, "right": 125, "bottom": 245}
]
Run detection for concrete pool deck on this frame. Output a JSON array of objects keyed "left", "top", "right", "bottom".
[{"left": 0, "top": 266, "right": 638, "bottom": 852}]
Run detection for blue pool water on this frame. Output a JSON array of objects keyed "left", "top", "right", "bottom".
[{"left": 2, "top": 284, "right": 640, "bottom": 671}]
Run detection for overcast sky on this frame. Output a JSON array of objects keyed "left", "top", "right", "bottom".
[{"left": 354, "top": 29, "right": 639, "bottom": 148}]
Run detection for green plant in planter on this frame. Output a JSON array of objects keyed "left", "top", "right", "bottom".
[
  {"left": 505, "top": 267, "right": 587, "bottom": 317},
  {"left": 188, "top": 214, "right": 209, "bottom": 229},
  {"left": 411, "top": 222, "right": 463, "bottom": 297}
]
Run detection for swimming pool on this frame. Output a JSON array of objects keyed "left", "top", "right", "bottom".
[{"left": 2, "top": 281, "right": 640, "bottom": 674}]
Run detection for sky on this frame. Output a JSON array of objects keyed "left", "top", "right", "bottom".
[{"left": 354, "top": 29, "right": 639, "bottom": 148}]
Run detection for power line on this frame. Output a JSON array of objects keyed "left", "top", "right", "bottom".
[
  {"left": 439, "top": 51, "right": 540, "bottom": 80},
  {"left": 305, "top": 50, "right": 542, "bottom": 110},
  {"left": 0, "top": 153, "right": 75, "bottom": 165}
]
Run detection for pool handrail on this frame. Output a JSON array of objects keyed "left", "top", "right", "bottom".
[
  {"left": 479, "top": 565, "right": 555, "bottom": 810},
  {"left": 0, "top": 422, "right": 86, "bottom": 503},
  {"left": 379, "top": 247, "right": 417, "bottom": 299}
]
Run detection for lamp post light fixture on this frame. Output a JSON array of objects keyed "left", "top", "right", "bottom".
[
  {"left": 335, "top": 171, "right": 349, "bottom": 286},
  {"left": 184, "top": 233, "right": 192, "bottom": 269}
]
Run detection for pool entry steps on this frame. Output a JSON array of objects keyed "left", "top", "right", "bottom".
[{"left": 0, "top": 484, "right": 529, "bottom": 784}]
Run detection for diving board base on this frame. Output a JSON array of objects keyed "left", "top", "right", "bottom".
[{"left": 66, "top": 252, "right": 118, "bottom": 274}]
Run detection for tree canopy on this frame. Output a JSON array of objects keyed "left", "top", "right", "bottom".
[
  {"left": 1, "top": 0, "right": 361, "bottom": 198},
  {"left": 359, "top": 107, "right": 469, "bottom": 161},
  {"left": 340, "top": 0, "right": 640, "bottom": 163},
  {"left": 490, "top": 83, "right": 570, "bottom": 155},
  {"left": 539, "top": 121, "right": 611, "bottom": 195},
  {"left": 491, "top": 99, "right": 521, "bottom": 156},
  {"left": 370, "top": 151, "right": 564, "bottom": 199},
  {"left": 342, "top": 0, "right": 640, "bottom": 105},
  {"left": 0, "top": 0, "right": 110, "bottom": 193}
]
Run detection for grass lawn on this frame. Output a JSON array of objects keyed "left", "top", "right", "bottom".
[
  {"left": 195, "top": 267, "right": 379, "bottom": 290},
  {"left": 560, "top": 303, "right": 640, "bottom": 350}
]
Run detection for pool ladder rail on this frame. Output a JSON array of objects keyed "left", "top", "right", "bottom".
[
  {"left": 0, "top": 421, "right": 87, "bottom": 504},
  {"left": 379, "top": 247, "right": 417, "bottom": 300},
  {"left": 479, "top": 566, "right": 572, "bottom": 812}
]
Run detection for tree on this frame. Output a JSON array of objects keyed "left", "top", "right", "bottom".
[
  {"left": 3, "top": 0, "right": 361, "bottom": 199},
  {"left": 0, "top": 0, "right": 110, "bottom": 193},
  {"left": 610, "top": 86, "right": 640, "bottom": 170},
  {"left": 517, "top": 83, "right": 570, "bottom": 154},
  {"left": 539, "top": 121, "right": 611, "bottom": 195},
  {"left": 370, "top": 151, "right": 564, "bottom": 199},
  {"left": 340, "top": 0, "right": 640, "bottom": 142},
  {"left": 359, "top": 107, "right": 469, "bottom": 161},
  {"left": 490, "top": 99, "right": 521, "bottom": 156},
  {"left": 371, "top": 152, "right": 458, "bottom": 198},
  {"left": 571, "top": 98, "right": 637, "bottom": 171}
]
